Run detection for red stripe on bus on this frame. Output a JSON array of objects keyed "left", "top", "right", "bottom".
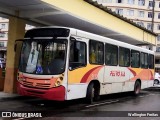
[
  {"left": 150, "top": 70, "right": 154, "bottom": 80},
  {"left": 80, "top": 66, "right": 103, "bottom": 83},
  {"left": 128, "top": 68, "right": 136, "bottom": 76}
]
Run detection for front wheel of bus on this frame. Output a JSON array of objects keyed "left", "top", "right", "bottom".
[
  {"left": 86, "top": 83, "right": 94, "bottom": 104},
  {"left": 86, "top": 82, "right": 100, "bottom": 104},
  {"left": 133, "top": 81, "right": 141, "bottom": 96}
]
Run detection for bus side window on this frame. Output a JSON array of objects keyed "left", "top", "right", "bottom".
[
  {"left": 119, "top": 55, "right": 124, "bottom": 66},
  {"left": 119, "top": 47, "right": 130, "bottom": 67},
  {"left": 69, "top": 39, "right": 86, "bottom": 70},
  {"left": 148, "top": 54, "right": 154, "bottom": 69},
  {"left": 106, "top": 53, "right": 111, "bottom": 65},
  {"left": 144, "top": 53, "right": 148, "bottom": 68},
  {"left": 131, "top": 50, "right": 140, "bottom": 68},
  {"left": 105, "top": 43, "right": 118, "bottom": 66},
  {"left": 141, "top": 52, "right": 148, "bottom": 68},
  {"left": 89, "top": 40, "right": 104, "bottom": 65}
]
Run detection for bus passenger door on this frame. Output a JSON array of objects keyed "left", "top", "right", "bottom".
[{"left": 67, "top": 37, "right": 88, "bottom": 100}]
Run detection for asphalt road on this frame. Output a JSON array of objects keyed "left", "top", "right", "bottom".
[{"left": 0, "top": 86, "right": 160, "bottom": 120}]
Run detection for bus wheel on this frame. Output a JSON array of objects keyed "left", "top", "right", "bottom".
[
  {"left": 133, "top": 81, "right": 141, "bottom": 95},
  {"left": 86, "top": 82, "right": 100, "bottom": 104},
  {"left": 154, "top": 79, "right": 159, "bottom": 84},
  {"left": 86, "top": 83, "right": 95, "bottom": 104},
  {"left": 94, "top": 84, "right": 100, "bottom": 101}
]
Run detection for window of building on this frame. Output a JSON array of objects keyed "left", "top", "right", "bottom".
[
  {"left": 69, "top": 39, "right": 86, "bottom": 70},
  {"left": 131, "top": 50, "right": 140, "bottom": 68},
  {"left": 158, "top": 13, "right": 160, "bottom": 19},
  {"left": 0, "top": 42, "right": 4, "bottom": 47},
  {"left": 137, "top": 22, "right": 144, "bottom": 27},
  {"left": 149, "top": 1, "right": 153, "bottom": 7},
  {"left": 116, "top": 0, "right": 123, "bottom": 3},
  {"left": 5, "top": 33, "right": 8, "bottom": 38},
  {"left": 119, "top": 47, "right": 130, "bottom": 67},
  {"left": 138, "top": 11, "right": 144, "bottom": 17},
  {"left": 148, "top": 12, "right": 153, "bottom": 18},
  {"left": 89, "top": 40, "right": 104, "bottom": 64},
  {"left": 148, "top": 54, "right": 154, "bottom": 69},
  {"left": 141, "top": 52, "right": 148, "bottom": 68},
  {"left": 157, "top": 24, "right": 160, "bottom": 30},
  {"left": 115, "top": 9, "right": 123, "bottom": 15},
  {"left": 127, "top": 9, "right": 134, "bottom": 16},
  {"left": 156, "top": 47, "right": 160, "bottom": 52},
  {"left": 157, "top": 35, "right": 160, "bottom": 41},
  {"left": 155, "top": 59, "right": 160, "bottom": 64},
  {"left": 128, "top": 0, "right": 135, "bottom": 5},
  {"left": 138, "top": 0, "right": 145, "bottom": 6},
  {"left": 1, "top": 24, "right": 5, "bottom": 29},
  {"left": 0, "top": 32, "right": 5, "bottom": 38},
  {"left": 147, "top": 23, "right": 152, "bottom": 30},
  {"left": 105, "top": 43, "right": 118, "bottom": 66}
]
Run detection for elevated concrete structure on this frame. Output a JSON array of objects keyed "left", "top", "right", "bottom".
[
  {"left": 4, "top": 16, "right": 25, "bottom": 93},
  {"left": 41, "top": 0, "right": 157, "bottom": 45},
  {"left": 0, "top": 0, "right": 157, "bottom": 93},
  {"left": 0, "top": 0, "right": 157, "bottom": 45}
]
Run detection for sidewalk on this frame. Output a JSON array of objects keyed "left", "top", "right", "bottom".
[{"left": 0, "top": 91, "right": 20, "bottom": 99}]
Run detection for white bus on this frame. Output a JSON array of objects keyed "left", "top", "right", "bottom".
[{"left": 17, "top": 27, "right": 154, "bottom": 103}]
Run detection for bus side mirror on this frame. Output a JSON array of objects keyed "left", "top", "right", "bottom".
[{"left": 14, "top": 39, "right": 23, "bottom": 52}]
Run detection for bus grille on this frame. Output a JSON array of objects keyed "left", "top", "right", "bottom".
[
  {"left": 22, "top": 81, "right": 51, "bottom": 89},
  {"left": 23, "top": 81, "right": 32, "bottom": 86},
  {"left": 35, "top": 83, "right": 51, "bottom": 88}
]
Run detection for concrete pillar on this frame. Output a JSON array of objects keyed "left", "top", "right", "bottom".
[
  {"left": 0, "top": 68, "right": 4, "bottom": 91},
  {"left": 4, "top": 16, "right": 25, "bottom": 93}
]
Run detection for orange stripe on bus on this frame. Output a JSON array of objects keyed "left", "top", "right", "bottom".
[{"left": 80, "top": 66, "right": 103, "bottom": 83}]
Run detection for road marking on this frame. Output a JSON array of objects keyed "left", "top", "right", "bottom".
[
  {"left": 144, "top": 95, "right": 150, "bottom": 97},
  {"left": 139, "top": 96, "right": 145, "bottom": 97},
  {"left": 139, "top": 93, "right": 156, "bottom": 98},
  {"left": 85, "top": 100, "right": 119, "bottom": 108},
  {"left": 149, "top": 94, "right": 156, "bottom": 95}
]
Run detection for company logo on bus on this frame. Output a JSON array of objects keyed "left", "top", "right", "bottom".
[{"left": 110, "top": 71, "right": 125, "bottom": 77}]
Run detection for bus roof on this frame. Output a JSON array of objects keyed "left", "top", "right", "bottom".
[{"left": 27, "top": 26, "right": 154, "bottom": 55}]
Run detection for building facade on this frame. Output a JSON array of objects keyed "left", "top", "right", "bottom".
[
  {"left": 0, "top": 17, "right": 34, "bottom": 59},
  {"left": 0, "top": 17, "right": 8, "bottom": 58},
  {"left": 95, "top": 0, "right": 160, "bottom": 72}
]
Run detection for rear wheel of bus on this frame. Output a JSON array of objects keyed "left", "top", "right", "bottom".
[
  {"left": 86, "top": 82, "right": 100, "bottom": 104},
  {"left": 133, "top": 80, "right": 141, "bottom": 96}
]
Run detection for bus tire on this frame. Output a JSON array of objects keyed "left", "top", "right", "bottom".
[
  {"left": 94, "top": 84, "right": 100, "bottom": 101},
  {"left": 86, "top": 82, "right": 100, "bottom": 104},
  {"left": 154, "top": 79, "right": 159, "bottom": 84},
  {"left": 133, "top": 81, "right": 141, "bottom": 96},
  {"left": 86, "top": 83, "right": 94, "bottom": 104}
]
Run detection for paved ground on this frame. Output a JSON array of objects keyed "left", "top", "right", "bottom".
[{"left": 0, "top": 85, "right": 160, "bottom": 120}]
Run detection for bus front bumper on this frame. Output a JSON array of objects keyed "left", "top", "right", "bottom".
[{"left": 17, "top": 82, "right": 65, "bottom": 101}]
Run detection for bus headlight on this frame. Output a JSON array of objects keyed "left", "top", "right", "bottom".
[
  {"left": 54, "top": 75, "right": 64, "bottom": 87},
  {"left": 18, "top": 77, "right": 26, "bottom": 81},
  {"left": 54, "top": 78, "right": 62, "bottom": 87}
]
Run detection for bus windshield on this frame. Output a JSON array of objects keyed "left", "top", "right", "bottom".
[{"left": 19, "top": 39, "right": 67, "bottom": 75}]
